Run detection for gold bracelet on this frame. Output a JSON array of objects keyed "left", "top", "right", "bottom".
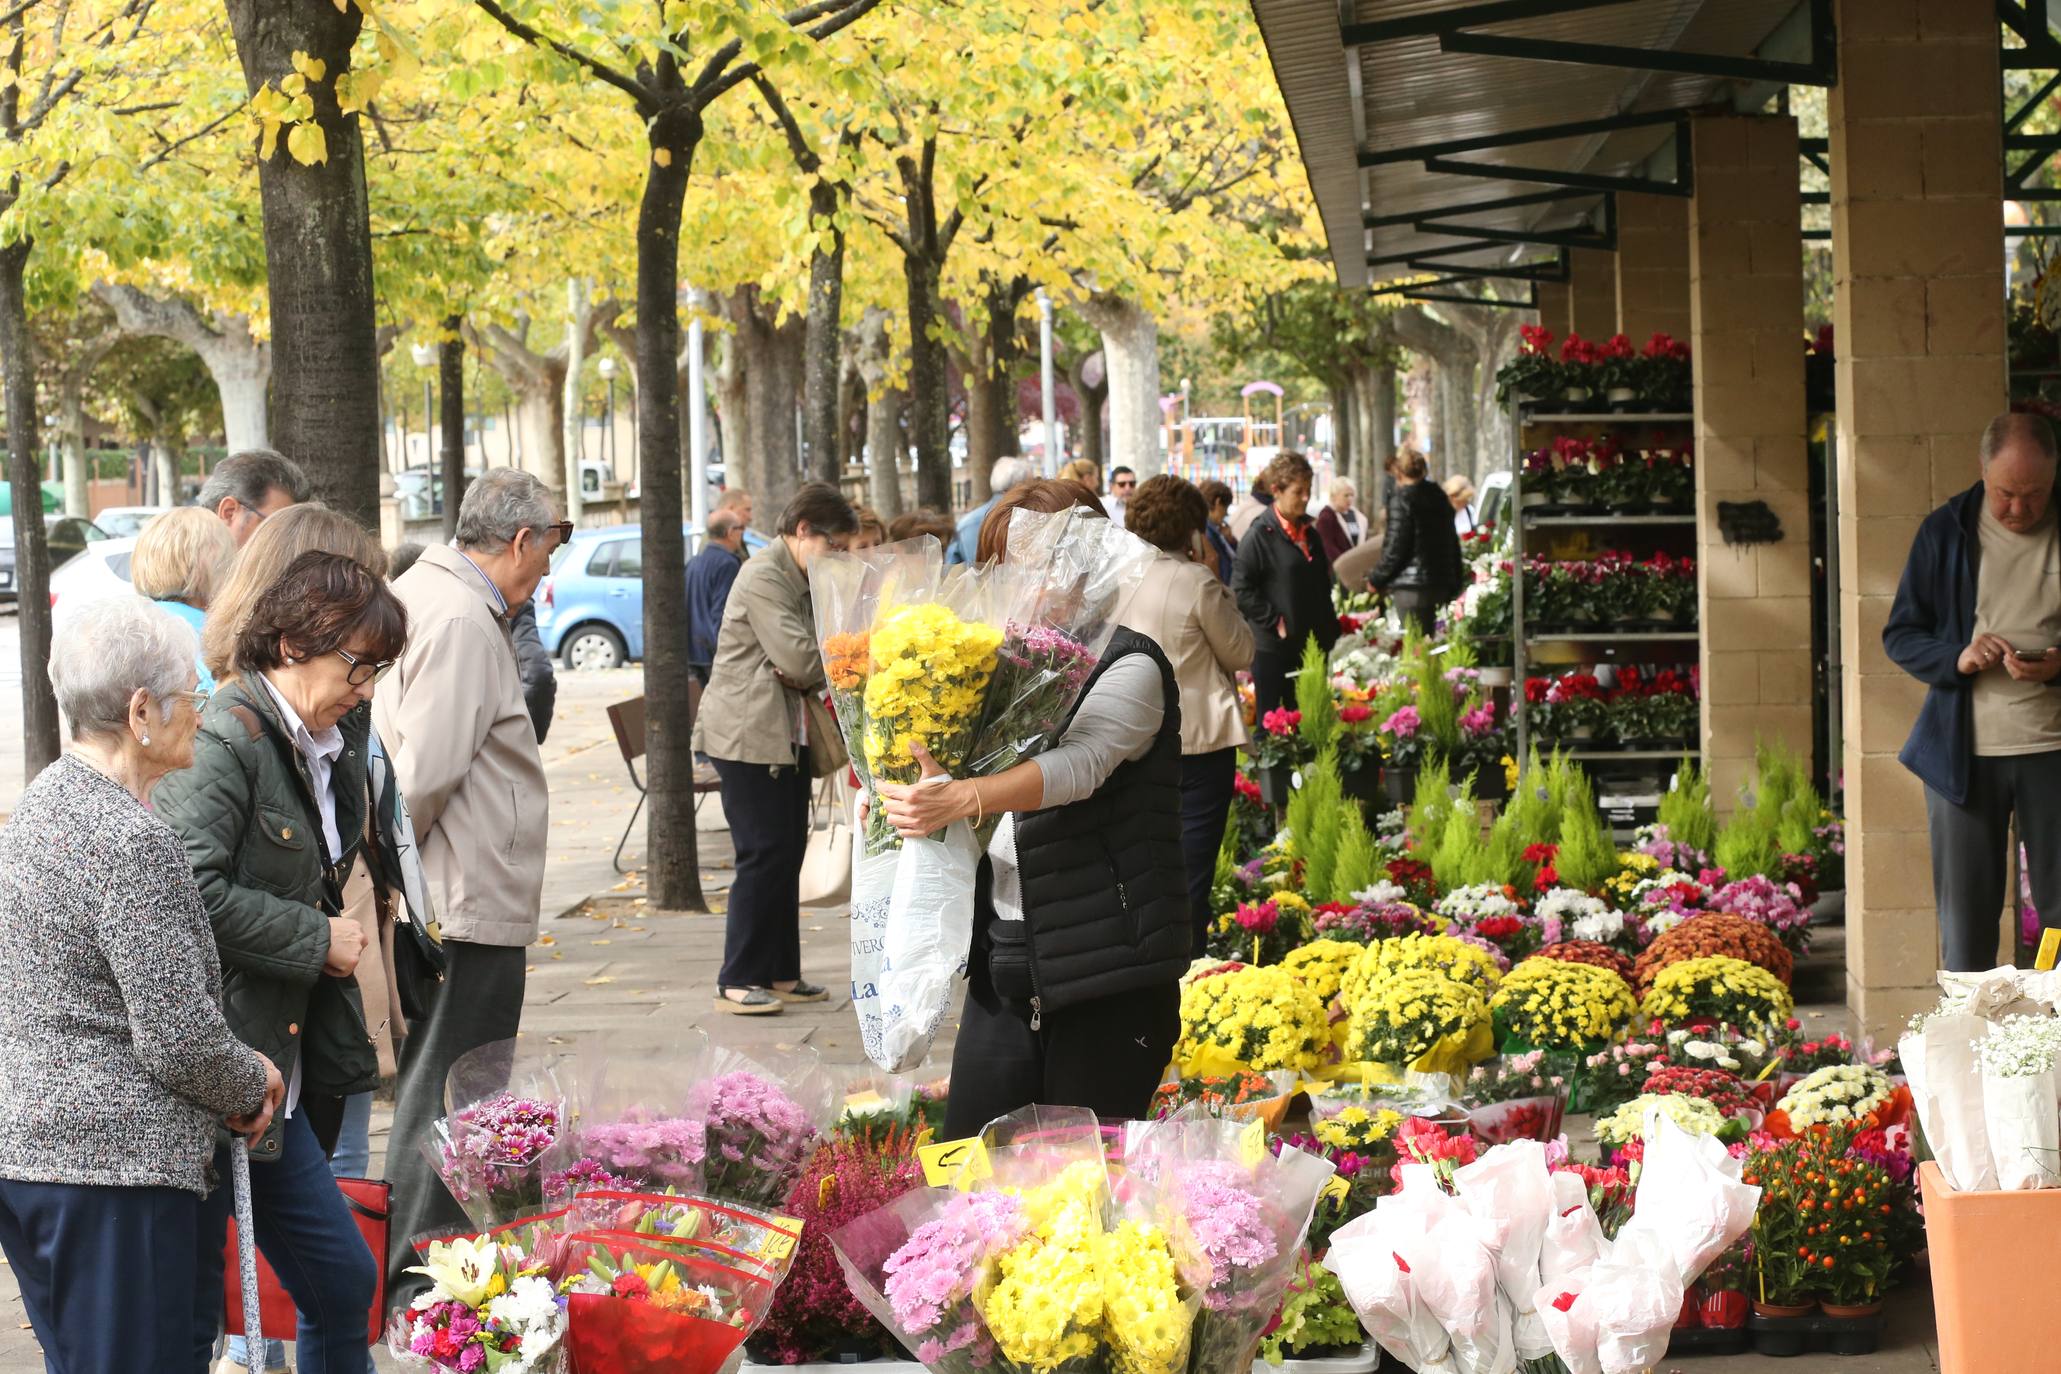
[{"left": 971, "top": 782, "right": 985, "bottom": 827}]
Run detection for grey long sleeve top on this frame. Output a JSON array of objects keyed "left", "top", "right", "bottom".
[
  {"left": 990, "top": 654, "right": 1166, "bottom": 922},
  {"left": 0, "top": 756, "right": 269, "bottom": 1195}
]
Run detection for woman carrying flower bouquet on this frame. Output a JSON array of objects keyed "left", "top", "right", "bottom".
[
  {"left": 878, "top": 479, "right": 1191, "bottom": 1138},
  {"left": 1122, "top": 475, "right": 1255, "bottom": 946},
  {"left": 1368, "top": 445, "right": 1466, "bottom": 635},
  {"left": 1233, "top": 451, "right": 1337, "bottom": 714},
  {"left": 700, "top": 482, "right": 859, "bottom": 1014}
]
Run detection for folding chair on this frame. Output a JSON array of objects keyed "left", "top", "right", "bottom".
[{"left": 607, "top": 684, "right": 722, "bottom": 874}]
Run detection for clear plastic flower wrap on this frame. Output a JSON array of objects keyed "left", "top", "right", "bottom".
[
  {"left": 388, "top": 1234, "right": 569, "bottom": 1373},
  {"left": 422, "top": 1037, "right": 576, "bottom": 1229},
  {"left": 810, "top": 536, "right": 945, "bottom": 796},
  {"left": 560, "top": 1190, "right": 803, "bottom": 1277},
  {"left": 540, "top": 1037, "right": 713, "bottom": 1201},
  {"left": 558, "top": 1231, "right": 781, "bottom": 1374},
  {"left": 683, "top": 1043, "right": 839, "bottom": 1209},
  {"left": 1120, "top": 1113, "right": 1335, "bottom": 1374},
  {"left": 831, "top": 1106, "right": 1203, "bottom": 1374},
  {"left": 962, "top": 506, "right": 1155, "bottom": 777}
]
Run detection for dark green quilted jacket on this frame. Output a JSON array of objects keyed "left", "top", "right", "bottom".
[{"left": 153, "top": 679, "right": 379, "bottom": 1160}]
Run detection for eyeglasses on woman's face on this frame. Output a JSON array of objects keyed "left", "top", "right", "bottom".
[
  {"left": 334, "top": 647, "right": 396, "bottom": 687},
  {"left": 172, "top": 688, "right": 210, "bottom": 712}
]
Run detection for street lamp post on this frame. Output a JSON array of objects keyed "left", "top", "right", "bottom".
[
  {"left": 597, "top": 356, "right": 617, "bottom": 475},
  {"left": 411, "top": 341, "right": 439, "bottom": 522},
  {"left": 1037, "top": 288, "right": 1059, "bottom": 476}
]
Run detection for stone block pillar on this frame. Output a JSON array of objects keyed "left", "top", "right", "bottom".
[
  {"left": 1689, "top": 113, "right": 1811, "bottom": 809},
  {"left": 1535, "top": 281, "right": 1571, "bottom": 338},
  {"left": 1616, "top": 194, "right": 1691, "bottom": 343},
  {"left": 1567, "top": 247, "right": 1617, "bottom": 339},
  {"left": 1830, "top": 0, "right": 2007, "bottom": 1035}
]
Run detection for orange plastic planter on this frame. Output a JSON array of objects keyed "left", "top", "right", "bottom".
[{"left": 1920, "top": 1161, "right": 2061, "bottom": 1371}]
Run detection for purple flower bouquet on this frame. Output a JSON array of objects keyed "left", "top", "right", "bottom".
[
  {"left": 425, "top": 1039, "right": 577, "bottom": 1229},
  {"left": 686, "top": 1070, "right": 821, "bottom": 1210},
  {"left": 831, "top": 1187, "right": 1027, "bottom": 1374}
]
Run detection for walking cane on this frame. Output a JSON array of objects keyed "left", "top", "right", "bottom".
[{"left": 231, "top": 1138, "right": 266, "bottom": 1374}]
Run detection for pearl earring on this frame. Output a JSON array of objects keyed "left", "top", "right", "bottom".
[{"left": 139, "top": 734, "right": 150, "bottom": 745}]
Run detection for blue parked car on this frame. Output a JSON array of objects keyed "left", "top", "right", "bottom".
[{"left": 536, "top": 522, "right": 767, "bottom": 670}]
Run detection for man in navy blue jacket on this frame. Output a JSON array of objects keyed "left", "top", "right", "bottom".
[
  {"left": 687, "top": 507, "right": 749, "bottom": 685},
  {"left": 1885, "top": 411, "right": 2061, "bottom": 969}
]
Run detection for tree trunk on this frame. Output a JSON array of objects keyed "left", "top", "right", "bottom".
[
  {"left": 637, "top": 102, "right": 704, "bottom": 913},
  {"left": 722, "top": 287, "right": 805, "bottom": 514},
  {"left": 853, "top": 307, "right": 904, "bottom": 518},
  {"left": 838, "top": 349, "right": 867, "bottom": 473},
  {"left": 903, "top": 249, "right": 950, "bottom": 510},
  {"left": 157, "top": 438, "right": 181, "bottom": 510},
  {"left": 1067, "top": 350, "right": 1107, "bottom": 473},
  {"left": 224, "top": 0, "right": 380, "bottom": 525},
  {"left": 468, "top": 317, "right": 571, "bottom": 497},
  {"left": 439, "top": 315, "right": 466, "bottom": 542},
  {"left": 802, "top": 178, "right": 845, "bottom": 486},
  {"left": 962, "top": 348, "right": 996, "bottom": 504},
  {"left": 561, "top": 278, "right": 591, "bottom": 523},
  {"left": 1329, "top": 381, "right": 1352, "bottom": 494},
  {"left": 0, "top": 239, "right": 56, "bottom": 775},
  {"left": 91, "top": 283, "right": 271, "bottom": 451},
  {"left": 1075, "top": 291, "right": 1161, "bottom": 478},
  {"left": 713, "top": 323, "right": 753, "bottom": 497},
  {"left": 1366, "top": 361, "right": 1398, "bottom": 516}
]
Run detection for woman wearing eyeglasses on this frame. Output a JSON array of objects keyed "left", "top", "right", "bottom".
[{"left": 156, "top": 550, "right": 408, "bottom": 1372}]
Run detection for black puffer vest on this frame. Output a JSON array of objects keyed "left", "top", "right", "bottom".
[{"left": 983, "top": 628, "right": 1191, "bottom": 1021}]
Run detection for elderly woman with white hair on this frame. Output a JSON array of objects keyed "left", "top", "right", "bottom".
[
  {"left": 0, "top": 597, "right": 281, "bottom": 1371},
  {"left": 1314, "top": 476, "right": 1368, "bottom": 564}
]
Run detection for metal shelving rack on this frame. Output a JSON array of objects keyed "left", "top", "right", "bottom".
[{"left": 1510, "top": 405, "right": 1702, "bottom": 785}]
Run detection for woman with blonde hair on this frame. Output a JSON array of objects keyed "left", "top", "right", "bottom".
[
  {"left": 201, "top": 504, "right": 387, "bottom": 684},
  {"left": 1058, "top": 457, "right": 1105, "bottom": 506},
  {"left": 131, "top": 507, "right": 236, "bottom": 691}
]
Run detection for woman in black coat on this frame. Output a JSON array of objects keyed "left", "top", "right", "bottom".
[
  {"left": 1368, "top": 445, "right": 1466, "bottom": 635},
  {"left": 1232, "top": 451, "right": 1338, "bottom": 714}
]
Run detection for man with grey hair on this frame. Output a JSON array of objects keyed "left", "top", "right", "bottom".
[
  {"left": 948, "top": 455, "right": 1034, "bottom": 564},
  {"left": 1887, "top": 411, "right": 2061, "bottom": 970},
  {"left": 373, "top": 467, "right": 566, "bottom": 1298},
  {"left": 687, "top": 506, "right": 749, "bottom": 686},
  {"left": 196, "top": 448, "right": 310, "bottom": 547}
]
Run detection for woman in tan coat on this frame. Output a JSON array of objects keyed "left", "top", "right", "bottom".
[{"left": 1122, "top": 476, "right": 1256, "bottom": 944}]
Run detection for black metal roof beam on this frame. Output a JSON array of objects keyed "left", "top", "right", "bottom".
[
  {"left": 1398, "top": 286, "right": 1541, "bottom": 310},
  {"left": 1366, "top": 239, "right": 1514, "bottom": 267},
  {"left": 2006, "top": 133, "right": 2061, "bottom": 190},
  {"left": 1436, "top": 0, "right": 1834, "bottom": 85},
  {"left": 1363, "top": 187, "right": 1595, "bottom": 229},
  {"left": 1409, "top": 216, "right": 1616, "bottom": 250},
  {"left": 1395, "top": 267, "right": 1565, "bottom": 290},
  {"left": 1425, "top": 120, "right": 1695, "bottom": 198},
  {"left": 1358, "top": 107, "right": 1682, "bottom": 169},
  {"left": 1798, "top": 136, "right": 1830, "bottom": 176},
  {"left": 2000, "top": 0, "right": 2061, "bottom": 69},
  {"left": 1341, "top": 0, "right": 1633, "bottom": 47},
  {"left": 2009, "top": 72, "right": 2061, "bottom": 133},
  {"left": 1402, "top": 255, "right": 1570, "bottom": 282}
]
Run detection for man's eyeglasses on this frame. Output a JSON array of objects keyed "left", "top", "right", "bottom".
[
  {"left": 335, "top": 648, "right": 396, "bottom": 687},
  {"left": 533, "top": 521, "right": 575, "bottom": 548},
  {"left": 1113, "top": 478, "right": 1137, "bottom": 491}
]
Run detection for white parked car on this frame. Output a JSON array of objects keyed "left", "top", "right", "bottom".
[
  {"left": 48, "top": 536, "right": 139, "bottom": 632},
  {"left": 92, "top": 505, "right": 169, "bottom": 539}
]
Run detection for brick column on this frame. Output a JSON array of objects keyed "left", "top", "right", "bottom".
[
  {"left": 1831, "top": 0, "right": 2007, "bottom": 1035},
  {"left": 1616, "top": 194, "right": 1691, "bottom": 343},
  {"left": 1567, "top": 247, "right": 1617, "bottom": 339},
  {"left": 1689, "top": 113, "right": 1811, "bottom": 809},
  {"left": 1535, "top": 281, "right": 1571, "bottom": 337}
]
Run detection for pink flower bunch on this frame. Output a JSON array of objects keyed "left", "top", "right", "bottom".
[
  {"left": 1708, "top": 874, "right": 1812, "bottom": 952},
  {"left": 882, "top": 1191, "right": 1028, "bottom": 1333},
  {"left": 1338, "top": 703, "right": 1373, "bottom": 725},
  {"left": 1381, "top": 705, "right": 1422, "bottom": 738},
  {"left": 1179, "top": 1160, "right": 1281, "bottom": 1305},
  {"left": 688, "top": 1070, "right": 821, "bottom": 1208},
  {"left": 574, "top": 1113, "right": 707, "bottom": 1193},
  {"left": 434, "top": 1092, "right": 563, "bottom": 1223},
  {"left": 541, "top": 1157, "right": 629, "bottom": 1200},
  {"left": 1316, "top": 899, "right": 1436, "bottom": 943},
  {"left": 1235, "top": 900, "right": 1282, "bottom": 935},
  {"left": 1459, "top": 703, "right": 1498, "bottom": 737},
  {"left": 1262, "top": 707, "right": 1303, "bottom": 736}
]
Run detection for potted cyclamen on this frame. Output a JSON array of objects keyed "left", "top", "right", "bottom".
[
  {"left": 1598, "top": 333, "right": 1642, "bottom": 411},
  {"left": 1249, "top": 705, "right": 1306, "bottom": 810},
  {"left": 1378, "top": 702, "right": 1426, "bottom": 808},
  {"left": 1594, "top": 552, "right": 1647, "bottom": 630},
  {"left": 1519, "top": 446, "right": 1557, "bottom": 510},
  {"left": 1545, "top": 673, "right": 1608, "bottom": 744},
  {"left": 1551, "top": 435, "right": 1601, "bottom": 513},
  {"left": 1335, "top": 702, "right": 1384, "bottom": 808},
  {"left": 1496, "top": 324, "right": 1565, "bottom": 410},
  {"left": 1559, "top": 333, "right": 1600, "bottom": 409},
  {"left": 1460, "top": 701, "right": 1510, "bottom": 801},
  {"left": 1645, "top": 551, "right": 1697, "bottom": 628},
  {"left": 1638, "top": 331, "right": 1693, "bottom": 411},
  {"left": 1649, "top": 444, "right": 1695, "bottom": 513},
  {"left": 1591, "top": 437, "right": 1650, "bottom": 514}
]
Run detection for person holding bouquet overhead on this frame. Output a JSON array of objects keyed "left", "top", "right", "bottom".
[
  {"left": 700, "top": 482, "right": 859, "bottom": 1015},
  {"left": 1232, "top": 451, "right": 1337, "bottom": 713},
  {"left": 877, "top": 478, "right": 1191, "bottom": 1138}
]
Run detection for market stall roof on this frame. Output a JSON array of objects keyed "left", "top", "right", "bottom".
[{"left": 1251, "top": 0, "right": 1829, "bottom": 294}]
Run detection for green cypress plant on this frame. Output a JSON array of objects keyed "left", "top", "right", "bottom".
[
  {"left": 1331, "top": 805, "right": 1380, "bottom": 904},
  {"left": 1296, "top": 635, "right": 1339, "bottom": 757}
]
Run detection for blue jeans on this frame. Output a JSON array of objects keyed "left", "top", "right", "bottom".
[
  {"left": 195, "top": 1113, "right": 377, "bottom": 1374},
  {"left": 223, "top": 1092, "right": 376, "bottom": 1371},
  {"left": 0, "top": 1176, "right": 201, "bottom": 1374}
]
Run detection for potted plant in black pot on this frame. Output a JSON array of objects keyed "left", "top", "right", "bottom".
[
  {"left": 1497, "top": 323, "right": 1566, "bottom": 412},
  {"left": 1558, "top": 332, "right": 1600, "bottom": 410},
  {"left": 1248, "top": 704, "right": 1309, "bottom": 811},
  {"left": 1375, "top": 699, "right": 1428, "bottom": 810},
  {"left": 1335, "top": 700, "right": 1384, "bottom": 809},
  {"left": 1599, "top": 332, "right": 1642, "bottom": 411},
  {"left": 1637, "top": 331, "right": 1693, "bottom": 411},
  {"left": 1648, "top": 444, "right": 1695, "bottom": 514},
  {"left": 1645, "top": 550, "right": 1697, "bottom": 630},
  {"left": 1459, "top": 698, "right": 1511, "bottom": 801},
  {"left": 1592, "top": 436, "right": 1650, "bottom": 515},
  {"left": 1595, "top": 551, "right": 1648, "bottom": 633}
]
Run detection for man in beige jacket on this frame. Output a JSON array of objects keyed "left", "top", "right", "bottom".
[{"left": 372, "top": 467, "right": 563, "bottom": 1297}]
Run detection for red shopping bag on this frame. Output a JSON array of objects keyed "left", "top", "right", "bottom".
[{"left": 222, "top": 1176, "right": 390, "bottom": 1346}]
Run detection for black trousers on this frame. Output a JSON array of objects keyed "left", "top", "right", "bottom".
[
  {"left": 1391, "top": 586, "right": 1438, "bottom": 636},
  {"left": 942, "top": 940, "right": 1181, "bottom": 1140},
  {"left": 1179, "top": 748, "right": 1238, "bottom": 948},
  {"left": 1926, "top": 750, "right": 2061, "bottom": 970},
  {"left": 1251, "top": 646, "right": 1294, "bottom": 716},
  {"left": 384, "top": 940, "right": 527, "bottom": 1301},
  {"left": 713, "top": 758, "right": 810, "bottom": 988}
]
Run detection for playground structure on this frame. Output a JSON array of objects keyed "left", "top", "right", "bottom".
[{"left": 1160, "top": 380, "right": 1323, "bottom": 485}]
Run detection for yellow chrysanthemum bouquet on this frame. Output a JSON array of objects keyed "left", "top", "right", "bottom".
[
  {"left": 861, "top": 591, "right": 1008, "bottom": 853},
  {"left": 1342, "top": 967, "right": 1492, "bottom": 1076},
  {"left": 831, "top": 1108, "right": 1223, "bottom": 1374},
  {"left": 1176, "top": 966, "right": 1331, "bottom": 1075},
  {"left": 809, "top": 536, "right": 945, "bottom": 805},
  {"left": 1638, "top": 954, "right": 1794, "bottom": 1031},
  {"left": 1488, "top": 957, "right": 1638, "bottom": 1052}
]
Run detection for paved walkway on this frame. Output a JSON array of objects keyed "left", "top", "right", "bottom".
[{"left": 0, "top": 653, "right": 1933, "bottom": 1371}]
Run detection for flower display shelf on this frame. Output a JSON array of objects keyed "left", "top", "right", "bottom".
[
  {"left": 1254, "top": 1341, "right": 1382, "bottom": 1374},
  {"left": 1511, "top": 399, "right": 1700, "bottom": 802},
  {"left": 1664, "top": 1325, "right": 1751, "bottom": 1356}
]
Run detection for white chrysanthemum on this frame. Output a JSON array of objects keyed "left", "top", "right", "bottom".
[
  {"left": 1571, "top": 909, "right": 1626, "bottom": 943},
  {"left": 1352, "top": 880, "right": 1408, "bottom": 907}
]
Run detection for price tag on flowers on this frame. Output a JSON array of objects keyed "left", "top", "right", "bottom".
[{"left": 917, "top": 1136, "right": 993, "bottom": 1189}]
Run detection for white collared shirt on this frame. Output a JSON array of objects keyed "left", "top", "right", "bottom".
[
  {"left": 455, "top": 547, "right": 510, "bottom": 616},
  {"left": 258, "top": 675, "right": 346, "bottom": 863}
]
